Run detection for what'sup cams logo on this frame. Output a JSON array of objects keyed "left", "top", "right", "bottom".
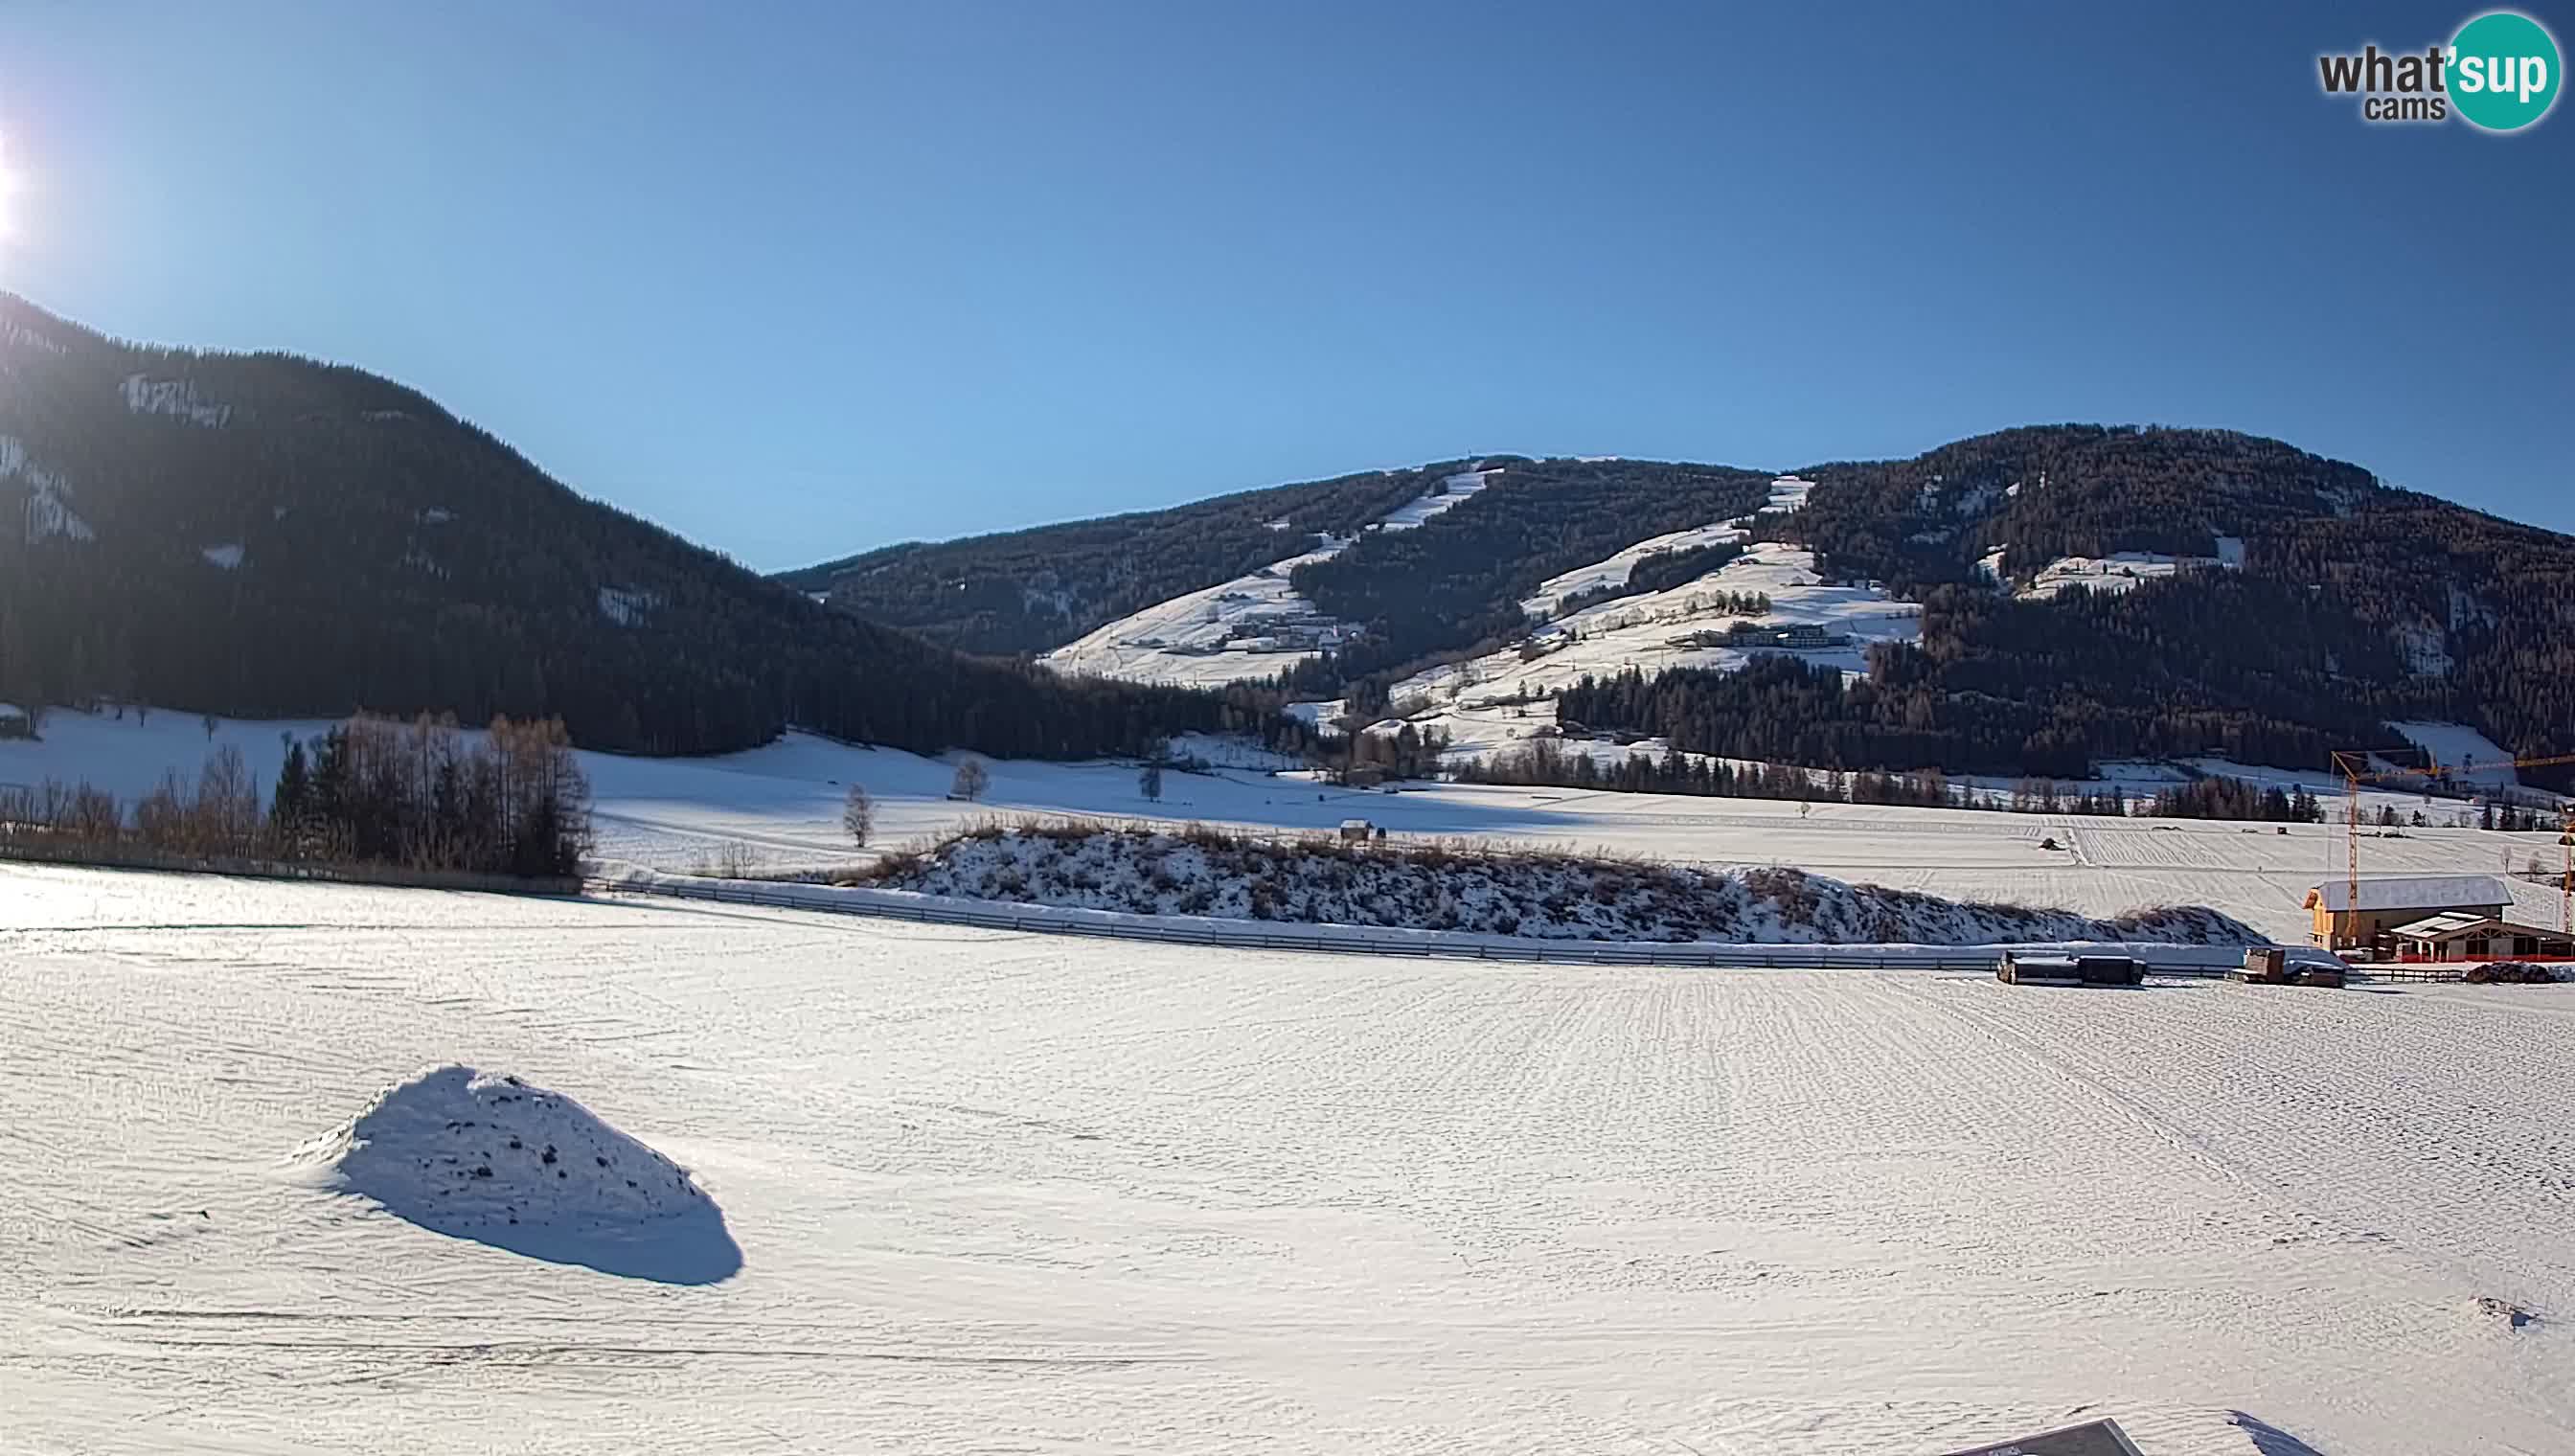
[{"left": 2319, "top": 10, "right": 2561, "bottom": 130}]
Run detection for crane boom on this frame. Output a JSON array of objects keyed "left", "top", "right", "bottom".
[{"left": 2331, "top": 748, "right": 2575, "bottom": 944}]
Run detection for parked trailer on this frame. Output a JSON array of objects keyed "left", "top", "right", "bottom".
[{"left": 1997, "top": 951, "right": 2144, "bottom": 987}]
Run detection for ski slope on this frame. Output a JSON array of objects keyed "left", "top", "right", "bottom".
[
  {"left": 5, "top": 863, "right": 2571, "bottom": 1453},
  {"left": 1038, "top": 469, "right": 1497, "bottom": 687},
  {"left": 1393, "top": 540, "right": 1925, "bottom": 755}
]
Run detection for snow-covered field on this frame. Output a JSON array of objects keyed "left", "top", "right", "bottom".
[
  {"left": 2015, "top": 549, "right": 2236, "bottom": 600},
  {"left": 7, "top": 707, "right": 2566, "bottom": 945},
  {"left": 6, "top": 864, "right": 2572, "bottom": 1453}
]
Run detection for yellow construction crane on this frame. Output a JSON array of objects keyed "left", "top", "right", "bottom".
[{"left": 2331, "top": 748, "right": 2575, "bottom": 935}]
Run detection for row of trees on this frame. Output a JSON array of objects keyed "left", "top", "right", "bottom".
[
  {"left": 1, "top": 714, "right": 591, "bottom": 877},
  {"left": 1450, "top": 735, "right": 2340, "bottom": 823}
]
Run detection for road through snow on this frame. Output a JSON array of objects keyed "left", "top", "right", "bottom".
[{"left": 5, "top": 865, "right": 2571, "bottom": 1453}]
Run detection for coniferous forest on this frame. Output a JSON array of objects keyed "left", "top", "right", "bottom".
[{"left": 0, "top": 295, "right": 1266, "bottom": 760}]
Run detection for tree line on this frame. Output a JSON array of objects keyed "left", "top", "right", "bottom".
[{"left": 2, "top": 713, "right": 591, "bottom": 877}]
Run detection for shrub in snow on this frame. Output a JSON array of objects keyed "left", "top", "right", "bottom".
[
  {"left": 2463, "top": 962, "right": 2570, "bottom": 985},
  {"left": 856, "top": 823, "right": 2263, "bottom": 946}
]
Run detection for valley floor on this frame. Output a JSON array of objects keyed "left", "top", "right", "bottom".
[
  {"left": 5, "top": 865, "right": 2571, "bottom": 1453},
  {"left": 6, "top": 710, "right": 2567, "bottom": 947}
]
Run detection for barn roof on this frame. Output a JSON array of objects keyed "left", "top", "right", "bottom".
[
  {"left": 2389, "top": 912, "right": 2493, "bottom": 939},
  {"left": 2390, "top": 913, "right": 2565, "bottom": 942},
  {"left": 2304, "top": 874, "right": 2513, "bottom": 913}
]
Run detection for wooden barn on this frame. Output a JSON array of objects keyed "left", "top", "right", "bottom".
[
  {"left": 2386, "top": 913, "right": 2575, "bottom": 964},
  {"left": 2303, "top": 874, "right": 2512, "bottom": 952}
]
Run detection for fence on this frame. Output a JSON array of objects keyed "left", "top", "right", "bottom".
[
  {"left": 0, "top": 833, "right": 581, "bottom": 897},
  {"left": 0, "top": 835, "right": 2457, "bottom": 981},
  {"left": 581, "top": 873, "right": 2279, "bottom": 974}
]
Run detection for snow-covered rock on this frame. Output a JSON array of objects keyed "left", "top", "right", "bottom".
[{"left": 293, "top": 1065, "right": 738, "bottom": 1283}]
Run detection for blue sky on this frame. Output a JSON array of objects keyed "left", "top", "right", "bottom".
[{"left": 2, "top": 2, "right": 2567, "bottom": 569}]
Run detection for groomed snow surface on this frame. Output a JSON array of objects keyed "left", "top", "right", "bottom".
[{"left": 7, "top": 865, "right": 2571, "bottom": 1452}]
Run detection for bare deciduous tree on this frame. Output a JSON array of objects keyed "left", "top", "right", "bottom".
[
  {"left": 950, "top": 757, "right": 991, "bottom": 803},
  {"left": 842, "top": 783, "right": 875, "bottom": 848}
]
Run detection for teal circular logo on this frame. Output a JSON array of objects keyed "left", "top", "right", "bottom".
[{"left": 2450, "top": 11, "right": 2562, "bottom": 131}]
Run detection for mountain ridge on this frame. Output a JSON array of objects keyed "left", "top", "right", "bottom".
[
  {"left": 786, "top": 425, "right": 2574, "bottom": 786},
  {"left": 0, "top": 293, "right": 1262, "bottom": 761}
]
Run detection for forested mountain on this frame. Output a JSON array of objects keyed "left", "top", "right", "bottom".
[
  {"left": 1279, "top": 459, "right": 1778, "bottom": 694},
  {"left": 776, "top": 467, "right": 1447, "bottom": 654},
  {"left": 0, "top": 295, "right": 1258, "bottom": 759},
  {"left": 1603, "top": 425, "right": 2575, "bottom": 786},
  {"left": 788, "top": 424, "right": 2573, "bottom": 787},
  {"left": 788, "top": 454, "right": 1780, "bottom": 693}
]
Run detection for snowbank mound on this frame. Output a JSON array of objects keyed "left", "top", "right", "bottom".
[
  {"left": 863, "top": 825, "right": 2266, "bottom": 946},
  {"left": 295, "top": 1065, "right": 740, "bottom": 1284}
]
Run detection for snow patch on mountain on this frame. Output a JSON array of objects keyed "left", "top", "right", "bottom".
[
  {"left": 1516, "top": 519, "right": 1751, "bottom": 619},
  {"left": 2017, "top": 550, "right": 2236, "bottom": 600},
  {"left": 1758, "top": 474, "right": 1814, "bottom": 513},
  {"left": 598, "top": 585, "right": 661, "bottom": 627},
  {"left": 1374, "top": 468, "right": 1496, "bottom": 530},
  {"left": 1040, "top": 469, "right": 1499, "bottom": 687},
  {"left": 2393, "top": 623, "right": 2452, "bottom": 677},
  {"left": 2, "top": 435, "right": 93, "bottom": 544},
  {"left": 2387, "top": 722, "right": 2521, "bottom": 788},
  {"left": 1396, "top": 542, "right": 1923, "bottom": 755},
  {"left": 200, "top": 543, "right": 244, "bottom": 570},
  {"left": 120, "top": 374, "right": 232, "bottom": 427},
  {"left": 1, "top": 318, "right": 67, "bottom": 356}
]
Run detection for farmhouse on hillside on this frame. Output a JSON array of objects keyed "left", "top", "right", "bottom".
[
  {"left": 2386, "top": 913, "right": 2574, "bottom": 964},
  {"left": 2303, "top": 874, "right": 2512, "bottom": 952},
  {"left": 0, "top": 703, "right": 32, "bottom": 740}
]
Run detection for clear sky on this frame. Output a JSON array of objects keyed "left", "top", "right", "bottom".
[{"left": 2, "top": 2, "right": 2567, "bottom": 569}]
